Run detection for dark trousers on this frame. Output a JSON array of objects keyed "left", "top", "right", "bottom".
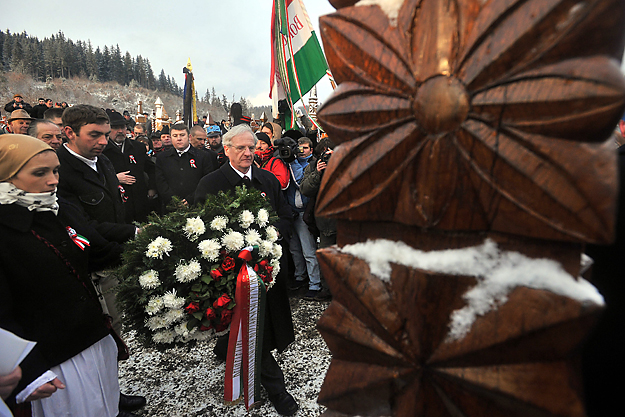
[{"left": 214, "top": 327, "right": 286, "bottom": 396}]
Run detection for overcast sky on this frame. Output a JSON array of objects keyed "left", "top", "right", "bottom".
[
  {"left": 3, "top": 1, "right": 625, "bottom": 108},
  {"left": 0, "top": 0, "right": 336, "bottom": 106}
]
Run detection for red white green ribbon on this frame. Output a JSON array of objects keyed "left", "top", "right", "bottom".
[
  {"left": 66, "top": 226, "right": 90, "bottom": 251},
  {"left": 224, "top": 248, "right": 265, "bottom": 409}
]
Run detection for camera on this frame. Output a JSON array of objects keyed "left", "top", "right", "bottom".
[
  {"left": 273, "top": 138, "right": 298, "bottom": 163},
  {"left": 320, "top": 150, "right": 332, "bottom": 164}
]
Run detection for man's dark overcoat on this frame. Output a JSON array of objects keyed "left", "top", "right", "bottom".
[
  {"left": 103, "top": 138, "right": 155, "bottom": 223},
  {"left": 195, "top": 163, "right": 295, "bottom": 352},
  {"left": 57, "top": 145, "right": 135, "bottom": 243},
  {"left": 155, "top": 146, "right": 218, "bottom": 208}
]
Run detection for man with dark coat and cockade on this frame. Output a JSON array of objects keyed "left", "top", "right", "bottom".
[
  {"left": 194, "top": 124, "right": 298, "bottom": 417},
  {"left": 103, "top": 109, "right": 156, "bottom": 223},
  {"left": 56, "top": 104, "right": 146, "bottom": 415},
  {"left": 155, "top": 122, "right": 218, "bottom": 211}
]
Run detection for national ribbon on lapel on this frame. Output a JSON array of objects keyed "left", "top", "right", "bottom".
[
  {"left": 189, "top": 158, "right": 197, "bottom": 168},
  {"left": 66, "top": 226, "right": 90, "bottom": 250},
  {"left": 118, "top": 185, "right": 128, "bottom": 202},
  {"left": 224, "top": 247, "right": 266, "bottom": 410},
  {"left": 129, "top": 155, "right": 136, "bottom": 164}
]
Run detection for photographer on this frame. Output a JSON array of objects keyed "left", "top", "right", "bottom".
[{"left": 301, "top": 136, "right": 337, "bottom": 250}]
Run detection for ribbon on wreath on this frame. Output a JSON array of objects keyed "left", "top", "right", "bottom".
[
  {"left": 66, "top": 226, "right": 90, "bottom": 250},
  {"left": 224, "top": 246, "right": 266, "bottom": 409}
]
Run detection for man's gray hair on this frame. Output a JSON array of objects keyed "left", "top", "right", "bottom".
[
  {"left": 27, "top": 119, "right": 58, "bottom": 138},
  {"left": 223, "top": 124, "right": 257, "bottom": 148}
]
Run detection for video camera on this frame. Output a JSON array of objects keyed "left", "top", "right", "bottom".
[{"left": 273, "top": 137, "right": 299, "bottom": 163}]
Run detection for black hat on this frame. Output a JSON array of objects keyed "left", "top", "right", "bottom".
[
  {"left": 256, "top": 132, "right": 272, "bottom": 148},
  {"left": 123, "top": 110, "right": 130, "bottom": 116},
  {"left": 282, "top": 129, "right": 304, "bottom": 140},
  {"left": 151, "top": 131, "right": 162, "bottom": 140},
  {"left": 106, "top": 109, "right": 126, "bottom": 127},
  {"left": 161, "top": 125, "right": 170, "bottom": 135}
]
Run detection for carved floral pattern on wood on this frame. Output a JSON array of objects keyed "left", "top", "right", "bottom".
[
  {"left": 316, "top": 248, "right": 602, "bottom": 417},
  {"left": 316, "top": 0, "right": 625, "bottom": 243}
]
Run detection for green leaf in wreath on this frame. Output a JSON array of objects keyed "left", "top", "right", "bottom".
[
  {"left": 192, "top": 312, "right": 204, "bottom": 320},
  {"left": 201, "top": 275, "right": 213, "bottom": 285},
  {"left": 187, "top": 318, "right": 200, "bottom": 329},
  {"left": 191, "top": 283, "right": 203, "bottom": 292}
]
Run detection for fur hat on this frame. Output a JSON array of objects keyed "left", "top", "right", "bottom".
[
  {"left": 7, "top": 109, "right": 33, "bottom": 123},
  {"left": 106, "top": 109, "right": 126, "bottom": 127},
  {"left": 161, "top": 125, "right": 170, "bottom": 135},
  {"left": 0, "top": 134, "right": 53, "bottom": 182}
]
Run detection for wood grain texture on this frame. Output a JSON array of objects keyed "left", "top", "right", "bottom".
[
  {"left": 316, "top": 0, "right": 625, "bottom": 244},
  {"left": 316, "top": 248, "right": 602, "bottom": 416}
]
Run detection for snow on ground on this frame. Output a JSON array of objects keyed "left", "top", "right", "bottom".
[{"left": 119, "top": 296, "right": 331, "bottom": 417}]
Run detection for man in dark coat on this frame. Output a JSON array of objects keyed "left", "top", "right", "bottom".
[
  {"left": 57, "top": 106, "right": 136, "bottom": 244},
  {"left": 194, "top": 124, "right": 298, "bottom": 416},
  {"left": 55, "top": 104, "right": 146, "bottom": 414},
  {"left": 155, "top": 122, "right": 218, "bottom": 210},
  {"left": 103, "top": 110, "right": 156, "bottom": 223},
  {"left": 4, "top": 94, "right": 32, "bottom": 113}
]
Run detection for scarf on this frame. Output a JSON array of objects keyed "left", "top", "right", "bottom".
[
  {"left": 255, "top": 147, "right": 275, "bottom": 167},
  {"left": 0, "top": 182, "right": 59, "bottom": 215}
]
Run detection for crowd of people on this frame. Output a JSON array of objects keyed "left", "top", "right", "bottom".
[{"left": 0, "top": 94, "right": 335, "bottom": 417}]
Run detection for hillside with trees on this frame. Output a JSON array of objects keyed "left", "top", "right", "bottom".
[{"left": 1, "top": 30, "right": 271, "bottom": 122}]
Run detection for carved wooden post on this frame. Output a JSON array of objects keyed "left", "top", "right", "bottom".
[{"left": 315, "top": 1, "right": 625, "bottom": 416}]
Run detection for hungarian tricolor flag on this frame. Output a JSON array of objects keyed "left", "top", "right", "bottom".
[
  {"left": 183, "top": 58, "right": 198, "bottom": 129},
  {"left": 270, "top": 0, "right": 328, "bottom": 128}
]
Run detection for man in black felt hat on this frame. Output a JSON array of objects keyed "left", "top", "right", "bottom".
[
  {"left": 160, "top": 124, "right": 172, "bottom": 150},
  {"left": 102, "top": 109, "right": 156, "bottom": 223}
]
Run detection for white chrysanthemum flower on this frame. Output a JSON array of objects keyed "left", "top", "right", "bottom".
[
  {"left": 153, "top": 329, "right": 175, "bottom": 344},
  {"left": 257, "top": 209, "right": 270, "bottom": 227},
  {"left": 165, "top": 308, "right": 185, "bottom": 324},
  {"left": 162, "top": 289, "right": 185, "bottom": 309},
  {"left": 183, "top": 217, "right": 206, "bottom": 241},
  {"left": 145, "top": 296, "right": 164, "bottom": 315},
  {"left": 145, "top": 236, "right": 173, "bottom": 259},
  {"left": 222, "top": 230, "right": 245, "bottom": 251},
  {"left": 194, "top": 329, "right": 214, "bottom": 341},
  {"left": 270, "top": 258, "right": 281, "bottom": 279},
  {"left": 210, "top": 216, "right": 229, "bottom": 231},
  {"left": 174, "top": 322, "right": 190, "bottom": 336},
  {"left": 198, "top": 239, "right": 220, "bottom": 262},
  {"left": 175, "top": 260, "right": 202, "bottom": 283},
  {"left": 259, "top": 240, "right": 273, "bottom": 257},
  {"left": 146, "top": 314, "right": 168, "bottom": 331},
  {"left": 272, "top": 243, "right": 283, "bottom": 259},
  {"left": 239, "top": 210, "right": 255, "bottom": 229},
  {"left": 138, "top": 270, "right": 160, "bottom": 289},
  {"left": 245, "top": 229, "right": 262, "bottom": 246},
  {"left": 265, "top": 226, "right": 279, "bottom": 243}
]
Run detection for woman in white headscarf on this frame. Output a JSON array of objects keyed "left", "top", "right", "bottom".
[{"left": 0, "top": 134, "right": 121, "bottom": 416}]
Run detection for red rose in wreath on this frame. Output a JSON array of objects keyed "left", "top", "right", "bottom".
[
  {"left": 205, "top": 307, "right": 217, "bottom": 320},
  {"left": 221, "top": 309, "right": 234, "bottom": 326},
  {"left": 199, "top": 324, "right": 212, "bottom": 332},
  {"left": 221, "top": 256, "right": 235, "bottom": 272},
  {"left": 184, "top": 301, "right": 200, "bottom": 314},
  {"left": 213, "top": 293, "right": 232, "bottom": 309},
  {"left": 210, "top": 268, "right": 223, "bottom": 281}
]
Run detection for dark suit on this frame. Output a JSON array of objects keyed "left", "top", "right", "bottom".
[
  {"left": 155, "top": 146, "right": 218, "bottom": 209},
  {"left": 57, "top": 145, "right": 135, "bottom": 243},
  {"left": 195, "top": 163, "right": 295, "bottom": 396},
  {"left": 103, "top": 138, "right": 155, "bottom": 223}
]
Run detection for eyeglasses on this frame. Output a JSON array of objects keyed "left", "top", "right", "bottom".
[{"left": 231, "top": 145, "right": 256, "bottom": 153}]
